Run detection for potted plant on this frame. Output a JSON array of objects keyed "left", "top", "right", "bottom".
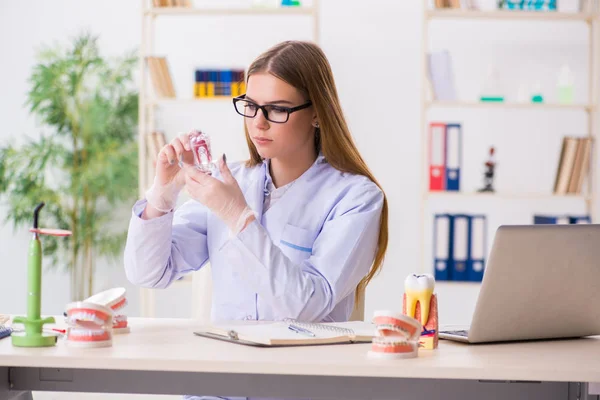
[{"left": 0, "top": 32, "right": 139, "bottom": 301}]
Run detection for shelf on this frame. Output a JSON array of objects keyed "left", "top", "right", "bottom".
[
  {"left": 426, "top": 101, "right": 594, "bottom": 112},
  {"left": 426, "top": 9, "right": 595, "bottom": 22},
  {"left": 146, "top": 7, "right": 316, "bottom": 16},
  {"left": 425, "top": 191, "right": 591, "bottom": 200},
  {"left": 147, "top": 97, "right": 234, "bottom": 106}
]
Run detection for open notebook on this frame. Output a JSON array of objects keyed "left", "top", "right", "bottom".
[{"left": 193, "top": 319, "right": 378, "bottom": 347}]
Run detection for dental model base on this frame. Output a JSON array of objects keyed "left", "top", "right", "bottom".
[
  {"left": 403, "top": 273, "right": 439, "bottom": 350},
  {"left": 12, "top": 202, "right": 72, "bottom": 347},
  {"left": 189, "top": 130, "right": 215, "bottom": 173}
]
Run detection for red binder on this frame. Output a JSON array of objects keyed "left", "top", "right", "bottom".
[{"left": 429, "top": 122, "right": 446, "bottom": 191}]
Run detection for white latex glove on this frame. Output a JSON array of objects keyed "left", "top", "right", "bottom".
[
  {"left": 184, "top": 154, "right": 255, "bottom": 234},
  {"left": 145, "top": 132, "right": 195, "bottom": 213}
]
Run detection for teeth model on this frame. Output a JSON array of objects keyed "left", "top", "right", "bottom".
[{"left": 404, "top": 274, "right": 435, "bottom": 326}]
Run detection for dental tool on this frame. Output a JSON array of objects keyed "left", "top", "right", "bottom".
[{"left": 11, "top": 202, "right": 72, "bottom": 347}]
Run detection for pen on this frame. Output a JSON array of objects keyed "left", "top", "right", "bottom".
[{"left": 288, "top": 324, "right": 315, "bottom": 337}]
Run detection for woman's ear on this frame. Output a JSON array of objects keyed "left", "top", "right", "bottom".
[{"left": 312, "top": 115, "right": 320, "bottom": 129}]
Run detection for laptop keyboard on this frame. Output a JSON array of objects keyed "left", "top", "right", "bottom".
[{"left": 440, "top": 329, "right": 469, "bottom": 337}]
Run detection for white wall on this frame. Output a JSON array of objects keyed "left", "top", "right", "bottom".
[{"left": 0, "top": 0, "right": 595, "bottom": 327}]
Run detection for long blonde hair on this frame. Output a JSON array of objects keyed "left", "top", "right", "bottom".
[{"left": 244, "top": 41, "right": 389, "bottom": 306}]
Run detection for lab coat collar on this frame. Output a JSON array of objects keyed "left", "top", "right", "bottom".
[{"left": 244, "top": 153, "right": 326, "bottom": 219}]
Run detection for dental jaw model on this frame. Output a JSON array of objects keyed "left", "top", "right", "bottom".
[
  {"left": 369, "top": 311, "right": 422, "bottom": 359},
  {"left": 189, "top": 130, "right": 215, "bottom": 173},
  {"left": 65, "top": 302, "right": 113, "bottom": 348},
  {"left": 403, "top": 273, "right": 439, "bottom": 350},
  {"left": 84, "top": 287, "right": 129, "bottom": 334}
]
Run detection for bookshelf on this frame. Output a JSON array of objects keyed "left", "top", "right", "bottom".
[
  {"left": 419, "top": 2, "right": 600, "bottom": 282},
  {"left": 426, "top": 100, "right": 593, "bottom": 111},
  {"left": 138, "top": 0, "right": 319, "bottom": 317},
  {"left": 425, "top": 9, "right": 595, "bottom": 21},
  {"left": 146, "top": 6, "right": 317, "bottom": 16}
]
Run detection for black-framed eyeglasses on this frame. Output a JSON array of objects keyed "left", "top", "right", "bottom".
[{"left": 233, "top": 94, "right": 312, "bottom": 124}]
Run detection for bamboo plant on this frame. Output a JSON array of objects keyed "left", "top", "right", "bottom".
[{"left": 0, "top": 32, "right": 139, "bottom": 300}]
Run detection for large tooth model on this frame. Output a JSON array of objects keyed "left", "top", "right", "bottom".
[{"left": 402, "top": 273, "right": 439, "bottom": 350}]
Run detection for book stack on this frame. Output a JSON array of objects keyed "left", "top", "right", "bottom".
[
  {"left": 433, "top": 0, "right": 462, "bottom": 8},
  {"left": 553, "top": 136, "right": 592, "bottom": 195},
  {"left": 146, "top": 57, "right": 176, "bottom": 99},
  {"left": 433, "top": 214, "right": 487, "bottom": 282},
  {"left": 194, "top": 69, "right": 246, "bottom": 98},
  {"left": 152, "top": 0, "right": 191, "bottom": 7}
]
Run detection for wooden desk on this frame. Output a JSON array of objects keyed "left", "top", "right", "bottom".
[{"left": 1, "top": 318, "right": 599, "bottom": 400}]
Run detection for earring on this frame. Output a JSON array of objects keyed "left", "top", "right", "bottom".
[{"left": 313, "top": 122, "right": 320, "bottom": 128}]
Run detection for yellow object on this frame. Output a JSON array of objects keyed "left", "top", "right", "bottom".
[
  {"left": 231, "top": 82, "right": 240, "bottom": 97},
  {"left": 404, "top": 274, "right": 435, "bottom": 326},
  {"left": 419, "top": 334, "right": 435, "bottom": 350},
  {"left": 207, "top": 82, "right": 215, "bottom": 97}
]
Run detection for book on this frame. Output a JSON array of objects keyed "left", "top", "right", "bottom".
[
  {"left": 553, "top": 137, "right": 579, "bottom": 195},
  {"left": 193, "top": 319, "right": 377, "bottom": 347},
  {"left": 427, "top": 50, "right": 457, "bottom": 101},
  {"left": 146, "top": 57, "right": 176, "bottom": 98}
]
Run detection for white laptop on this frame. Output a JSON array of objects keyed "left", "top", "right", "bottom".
[{"left": 439, "top": 224, "right": 600, "bottom": 344}]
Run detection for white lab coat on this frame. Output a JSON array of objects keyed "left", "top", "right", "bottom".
[{"left": 124, "top": 154, "right": 384, "bottom": 400}]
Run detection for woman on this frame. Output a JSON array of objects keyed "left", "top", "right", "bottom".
[{"left": 125, "top": 40, "right": 388, "bottom": 339}]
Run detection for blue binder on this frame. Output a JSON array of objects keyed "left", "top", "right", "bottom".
[
  {"left": 467, "top": 214, "right": 487, "bottom": 282},
  {"left": 534, "top": 215, "right": 570, "bottom": 224},
  {"left": 445, "top": 123, "right": 462, "bottom": 191},
  {"left": 433, "top": 214, "right": 452, "bottom": 281},
  {"left": 569, "top": 215, "right": 591, "bottom": 224},
  {"left": 450, "top": 214, "right": 469, "bottom": 281}
]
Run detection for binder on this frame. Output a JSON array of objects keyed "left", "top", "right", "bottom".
[
  {"left": 433, "top": 214, "right": 452, "bottom": 281},
  {"left": 534, "top": 215, "right": 570, "bottom": 224},
  {"left": 429, "top": 123, "right": 446, "bottom": 191},
  {"left": 467, "top": 214, "right": 486, "bottom": 282},
  {"left": 569, "top": 215, "right": 591, "bottom": 224},
  {"left": 445, "top": 123, "right": 462, "bottom": 191},
  {"left": 450, "top": 214, "right": 469, "bottom": 281}
]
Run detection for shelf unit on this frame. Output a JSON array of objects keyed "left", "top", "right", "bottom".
[
  {"left": 425, "top": 9, "right": 596, "bottom": 21},
  {"left": 138, "top": 0, "right": 320, "bottom": 317},
  {"left": 426, "top": 100, "right": 594, "bottom": 111},
  {"left": 146, "top": 6, "right": 317, "bottom": 16},
  {"left": 425, "top": 191, "right": 592, "bottom": 200},
  {"left": 419, "top": 4, "right": 600, "bottom": 278}
]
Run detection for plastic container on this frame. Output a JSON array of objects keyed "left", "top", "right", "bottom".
[{"left": 557, "top": 64, "right": 574, "bottom": 104}]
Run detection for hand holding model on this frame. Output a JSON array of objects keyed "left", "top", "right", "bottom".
[
  {"left": 184, "top": 155, "right": 255, "bottom": 235},
  {"left": 145, "top": 132, "right": 196, "bottom": 214}
]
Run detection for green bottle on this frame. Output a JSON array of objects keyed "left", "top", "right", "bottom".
[{"left": 557, "top": 65, "right": 574, "bottom": 104}]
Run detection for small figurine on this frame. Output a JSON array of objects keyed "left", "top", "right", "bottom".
[{"left": 478, "top": 146, "right": 496, "bottom": 193}]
